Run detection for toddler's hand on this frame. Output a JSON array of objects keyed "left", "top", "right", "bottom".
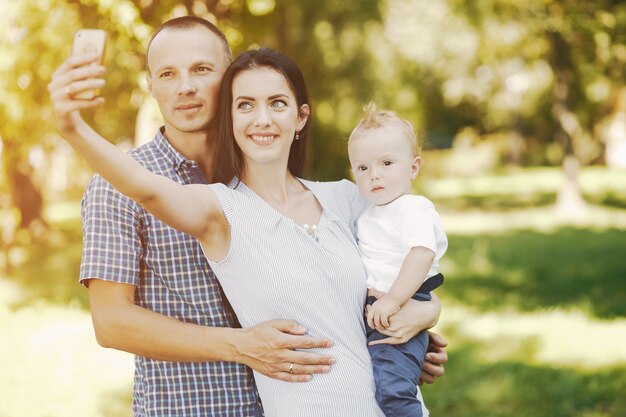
[{"left": 367, "top": 296, "right": 401, "bottom": 330}]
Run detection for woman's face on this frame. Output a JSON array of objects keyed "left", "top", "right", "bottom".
[{"left": 231, "top": 67, "right": 308, "bottom": 170}]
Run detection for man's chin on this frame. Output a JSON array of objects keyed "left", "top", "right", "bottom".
[{"left": 171, "top": 120, "right": 212, "bottom": 134}]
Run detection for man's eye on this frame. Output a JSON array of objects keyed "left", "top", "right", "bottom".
[
  {"left": 358, "top": 165, "right": 368, "bottom": 172},
  {"left": 383, "top": 161, "right": 393, "bottom": 166},
  {"left": 159, "top": 71, "right": 174, "bottom": 78},
  {"left": 196, "top": 66, "right": 212, "bottom": 73}
]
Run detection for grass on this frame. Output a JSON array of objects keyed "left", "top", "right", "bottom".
[
  {"left": 1, "top": 167, "right": 625, "bottom": 417},
  {"left": 425, "top": 340, "right": 626, "bottom": 417},
  {"left": 0, "top": 302, "right": 133, "bottom": 417},
  {"left": 440, "top": 227, "right": 626, "bottom": 318},
  {"left": 2, "top": 216, "right": 87, "bottom": 310}
]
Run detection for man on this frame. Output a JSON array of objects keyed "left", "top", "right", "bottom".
[{"left": 48, "top": 16, "right": 447, "bottom": 417}]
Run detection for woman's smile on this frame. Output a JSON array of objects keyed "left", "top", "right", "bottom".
[{"left": 249, "top": 133, "right": 279, "bottom": 145}]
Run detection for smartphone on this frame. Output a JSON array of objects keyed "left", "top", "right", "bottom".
[{"left": 71, "top": 29, "right": 107, "bottom": 100}]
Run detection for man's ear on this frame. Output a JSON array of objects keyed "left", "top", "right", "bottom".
[
  {"left": 146, "top": 73, "right": 153, "bottom": 97},
  {"left": 411, "top": 156, "right": 423, "bottom": 180}
]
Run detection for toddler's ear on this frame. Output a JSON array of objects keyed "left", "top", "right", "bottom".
[{"left": 411, "top": 156, "right": 423, "bottom": 179}]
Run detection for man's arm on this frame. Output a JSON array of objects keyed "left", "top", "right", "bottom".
[
  {"left": 88, "top": 279, "right": 336, "bottom": 382},
  {"left": 420, "top": 331, "right": 448, "bottom": 385}
]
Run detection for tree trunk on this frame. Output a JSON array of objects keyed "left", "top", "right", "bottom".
[
  {"left": 2, "top": 143, "right": 48, "bottom": 243},
  {"left": 555, "top": 155, "right": 587, "bottom": 218},
  {"left": 548, "top": 31, "right": 587, "bottom": 218}
]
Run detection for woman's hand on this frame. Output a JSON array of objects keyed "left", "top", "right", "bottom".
[
  {"left": 48, "top": 52, "right": 106, "bottom": 135},
  {"left": 368, "top": 292, "right": 441, "bottom": 345}
]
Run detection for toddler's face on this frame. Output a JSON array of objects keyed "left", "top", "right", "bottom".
[{"left": 348, "top": 126, "right": 421, "bottom": 206}]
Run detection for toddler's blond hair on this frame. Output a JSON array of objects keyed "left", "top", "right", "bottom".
[{"left": 348, "top": 102, "right": 420, "bottom": 155}]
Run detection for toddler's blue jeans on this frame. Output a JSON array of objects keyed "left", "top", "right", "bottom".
[{"left": 365, "top": 273, "right": 444, "bottom": 417}]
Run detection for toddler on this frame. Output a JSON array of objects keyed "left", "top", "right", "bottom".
[{"left": 348, "top": 103, "right": 448, "bottom": 417}]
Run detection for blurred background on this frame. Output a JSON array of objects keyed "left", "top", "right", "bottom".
[{"left": 1, "top": 0, "right": 625, "bottom": 416}]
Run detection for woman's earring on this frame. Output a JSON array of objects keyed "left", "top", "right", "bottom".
[{"left": 295, "top": 131, "right": 300, "bottom": 141}]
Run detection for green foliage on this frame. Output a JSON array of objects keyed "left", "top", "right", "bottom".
[{"left": 3, "top": 0, "right": 626, "bottom": 203}]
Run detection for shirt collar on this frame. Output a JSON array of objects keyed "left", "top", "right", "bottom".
[{"left": 153, "top": 127, "right": 201, "bottom": 172}]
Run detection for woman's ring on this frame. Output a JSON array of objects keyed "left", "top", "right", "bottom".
[{"left": 289, "top": 362, "right": 294, "bottom": 374}]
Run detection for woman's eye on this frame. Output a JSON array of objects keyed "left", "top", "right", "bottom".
[
  {"left": 159, "top": 71, "right": 174, "bottom": 78},
  {"left": 237, "top": 102, "right": 253, "bottom": 110},
  {"left": 357, "top": 165, "right": 368, "bottom": 172},
  {"left": 271, "top": 100, "right": 287, "bottom": 108},
  {"left": 383, "top": 160, "right": 393, "bottom": 166}
]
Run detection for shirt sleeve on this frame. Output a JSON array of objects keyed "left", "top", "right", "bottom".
[
  {"left": 79, "top": 174, "right": 143, "bottom": 287},
  {"left": 208, "top": 183, "right": 235, "bottom": 225},
  {"left": 394, "top": 200, "right": 440, "bottom": 254},
  {"left": 338, "top": 179, "right": 369, "bottom": 237}
]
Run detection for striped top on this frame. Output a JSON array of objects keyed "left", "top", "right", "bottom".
[
  {"left": 206, "top": 179, "right": 385, "bottom": 417},
  {"left": 80, "top": 129, "right": 261, "bottom": 417}
]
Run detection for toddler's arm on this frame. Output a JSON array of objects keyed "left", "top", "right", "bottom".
[{"left": 367, "top": 246, "right": 435, "bottom": 330}]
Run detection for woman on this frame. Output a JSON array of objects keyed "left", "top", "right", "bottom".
[{"left": 56, "top": 48, "right": 439, "bottom": 417}]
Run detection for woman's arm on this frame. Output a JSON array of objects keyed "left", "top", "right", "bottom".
[
  {"left": 69, "top": 117, "right": 220, "bottom": 239},
  {"left": 367, "top": 246, "right": 435, "bottom": 329},
  {"left": 48, "top": 53, "right": 224, "bottom": 247},
  {"left": 368, "top": 294, "right": 448, "bottom": 383},
  {"left": 367, "top": 292, "right": 441, "bottom": 345}
]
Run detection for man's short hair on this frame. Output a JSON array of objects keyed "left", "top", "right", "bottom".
[{"left": 145, "top": 16, "right": 232, "bottom": 73}]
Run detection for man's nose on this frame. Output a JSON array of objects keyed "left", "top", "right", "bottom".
[{"left": 178, "top": 73, "right": 197, "bottom": 95}]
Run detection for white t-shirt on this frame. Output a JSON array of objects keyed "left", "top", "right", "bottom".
[{"left": 357, "top": 194, "right": 448, "bottom": 292}]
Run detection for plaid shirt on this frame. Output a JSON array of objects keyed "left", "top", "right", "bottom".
[{"left": 80, "top": 129, "right": 262, "bottom": 417}]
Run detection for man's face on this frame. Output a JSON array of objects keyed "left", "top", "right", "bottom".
[{"left": 147, "top": 26, "right": 228, "bottom": 136}]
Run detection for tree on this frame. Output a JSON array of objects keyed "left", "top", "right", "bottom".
[{"left": 382, "top": 0, "right": 626, "bottom": 213}]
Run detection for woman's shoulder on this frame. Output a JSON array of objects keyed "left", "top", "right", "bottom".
[
  {"left": 208, "top": 181, "right": 232, "bottom": 193},
  {"left": 301, "top": 178, "right": 362, "bottom": 207},
  {"left": 301, "top": 178, "right": 368, "bottom": 222},
  {"left": 208, "top": 178, "right": 241, "bottom": 194},
  {"left": 301, "top": 178, "right": 357, "bottom": 195}
]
